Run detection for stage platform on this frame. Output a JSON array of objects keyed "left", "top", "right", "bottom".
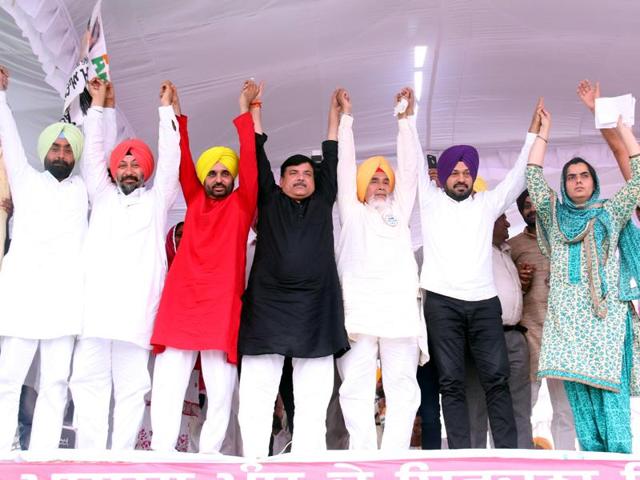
[{"left": 1, "top": 449, "right": 640, "bottom": 480}]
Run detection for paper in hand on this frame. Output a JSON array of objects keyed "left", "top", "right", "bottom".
[
  {"left": 394, "top": 97, "right": 408, "bottom": 117},
  {"left": 595, "top": 94, "right": 636, "bottom": 128}
]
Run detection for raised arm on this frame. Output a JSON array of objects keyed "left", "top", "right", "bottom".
[
  {"left": 250, "top": 82, "right": 264, "bottom": 135},
  {"left": 526, "top": 105, "right": 554, "bottom": 231},
  {"left": 153, "top": 80, "right": 181, "bottom": 210},
  {"left": 335, "top": 88, "right": 359, "bottom": 222},
  {"left": 81, "top": 77, "right": 112, "bottom": 200},
  {"left": 171, "top": 87, "right": 200, "bottom": 205},
  {"left": 249, "top": 85, "right": 277, "bottom": 203},
  {"left": 488, "top": 97, "right": 542, "bottom": 214},
  {"left": 606, "top": 119, "right": 640, "bottom": 229},
  {"left": 577, "top": 80, "right": 631, "bottom": 180},
  {"left": 234, "top": 80, "right": 259, "bottom": 210},
  {"left": 394, "top": 87, "right": 419, "bottom": 221},
  {"left": 103, "top": 81, "right": 118, "bottom": 156},
  {"left": 0, "top": 66, "right": 37, "bottom": 184},
  {"left": 315, "top": 92, "right": 340, "bottom": 203}
]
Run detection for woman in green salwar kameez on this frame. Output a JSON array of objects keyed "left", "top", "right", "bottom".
[{"left": 526, "top": 105, "right": 640, "bottom": 453}]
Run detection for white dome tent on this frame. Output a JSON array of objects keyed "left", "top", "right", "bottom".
[{"left": 1, "top": 0, "right": 637, "bottom": 231}]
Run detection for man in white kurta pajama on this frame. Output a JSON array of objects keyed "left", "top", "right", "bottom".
[
  {"left": 335, "top": 88, "right": 425, "bottom": 450},
  {"left": 69, "top": 79, "right": 180, "bottom": 450},
  {"left": 0, "top": 67, "right": 87, "bottom": 451}
]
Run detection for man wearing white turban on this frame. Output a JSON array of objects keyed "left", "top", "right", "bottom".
[{"left": 0, "top": 65, "right": 88, "bottom": 451}]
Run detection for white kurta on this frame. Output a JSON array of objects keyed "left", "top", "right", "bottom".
[
  {"left": 417, "top": 131, "right": 536, "bottom": 301},
  {"left": 80, "top": 105, "right": 180, "bottom": 348},
  {"left": 335, "top": 114, "right": 421, "bottom": 339},
  {"left": 0, "top": 91, "right": 87, "bottom": 339}
]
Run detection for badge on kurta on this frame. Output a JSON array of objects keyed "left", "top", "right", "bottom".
[{"left": 383, "top": 213, "right": 399, "bottom": 227}]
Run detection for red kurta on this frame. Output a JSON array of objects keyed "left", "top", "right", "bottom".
[{"left": 151, "top": 112, "right": 257, "bottom": 364}]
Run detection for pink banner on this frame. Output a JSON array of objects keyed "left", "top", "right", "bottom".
[{"left": 3, "top": 456, "right": 640, "bottom": 480}]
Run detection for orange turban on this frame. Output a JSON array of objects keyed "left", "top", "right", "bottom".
[
  {"left": 356, "top": 156, "right": 395, "bottom": 203},
  {"left": 109, "top": 139, "right": 155, "bottom": 181}
]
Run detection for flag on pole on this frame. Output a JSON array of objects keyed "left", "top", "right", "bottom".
[{"left": 62, "top": 0, "right": 109, "bottom": 125}]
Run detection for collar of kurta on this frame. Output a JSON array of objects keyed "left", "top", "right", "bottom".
[
  {"left": 443, "top": 191, "right": 475, "bottom": 204},
  {"left": 116, "top": 185, "right": 146, "bottom": 205},
  {"left": 43, "top": 170, "right": 75, "bottom": 184},
  {"left": 499, "top": 242, "right": 511, "bottom": 254}
]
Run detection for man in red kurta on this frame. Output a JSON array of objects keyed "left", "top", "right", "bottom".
[{"left": 149, "top": 80, "right": 260, "bottom": 453}]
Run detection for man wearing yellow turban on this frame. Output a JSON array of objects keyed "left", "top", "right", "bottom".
[
  {"left": 0, "top": 66, "right": 88, "bottom": 452},
  {"left": 195, "top": 146, "right": 238, "bottom": 190},
  {"left": 149, "top": 80, "right": 260, "bottom": 453},
  {"left": 334, "top": 87, "right": 427, "bottom": 451}
]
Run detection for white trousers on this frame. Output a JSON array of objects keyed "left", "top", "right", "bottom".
[
  {"left": 532, "top": 378, "right": 576, "bottom": 450},
  {"left": 0, "top": 336, "right": 74, "bottom": 451},
  {"left": 69, "top": 338, "right": 150, "bottom": 450},
  {"left": 239, "top": 354, "right": 334, "bottom": 458},
  {"left": 337, "top": 335, "right": 420, "bottom": 450},
  {"left": 150, "top": 348, "right": 237, "bottom": 453}
]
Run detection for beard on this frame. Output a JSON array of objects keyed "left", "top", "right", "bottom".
[
  {"left": 444, "top": 182, "right": 472, "bottom": 202},
  {"left": 205, "top": 182, "right": 233, "bottom": 199},
  {"left": 367, "top": 194, "right": 392, "bottom": 212},
  {"left": 118, "top": 175, "right": 144, "bottom": 195},
  {"left": 44, "top": 159, "right": 74, "bottom": 181},
  {"left": 523, "top": 213, "right": 536, "bottom": 228}
]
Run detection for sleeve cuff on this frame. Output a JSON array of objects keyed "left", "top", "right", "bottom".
[
  {"left": 158, "top": 105, "right": 176, "bottom": 121},
  {"left": 0, "top": 91, "right": 7, "bottom": 103},
  {"left": 322, "top": 139, "right": 338, "bottom": 156},
  {"left": 88, "top": 106, "right": 104, "bottom": 117},
  {"left": 234, "top": 110, "right": 253, "bottom": 125},
  {"left": 525, "top": 132, "right": 537, "bottom": 144},
  {"left": 339, "top": 114, "right": 353, "bottom": 129},
  {"left": 255, "top": 132, "right": 268, "bottom": 147}
]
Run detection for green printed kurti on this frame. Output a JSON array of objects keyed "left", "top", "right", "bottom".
[{"left": 526, "top": 162, "right": 640, "bottom": 396}]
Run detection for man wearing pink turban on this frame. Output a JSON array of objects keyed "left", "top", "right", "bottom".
[
  {"left": 69, "top": 78, "right": 181, "bottom": 450},
  {"left": 415, "top": 99, "right": 544, "bottom": 449},
  {"left": 334, "top": 87, "right": 427, "bottom": 450}
]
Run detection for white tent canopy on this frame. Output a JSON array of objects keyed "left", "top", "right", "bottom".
[{"left": 1, "top": 0, "right": 638, "bottom": 235}]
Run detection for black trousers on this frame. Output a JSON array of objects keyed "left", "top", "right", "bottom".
[{"left": 424, "top": 291, "right": 517, "bottom": 449}]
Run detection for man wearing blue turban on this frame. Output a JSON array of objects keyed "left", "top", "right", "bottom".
[{"left": 416, "top": 98, "right": 543, "bottom": 449}]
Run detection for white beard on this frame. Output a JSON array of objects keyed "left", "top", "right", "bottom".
[{"left": 366, "top": 195, "right": 393, "bottom": 213}]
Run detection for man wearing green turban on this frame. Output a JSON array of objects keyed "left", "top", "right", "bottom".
[
  {"left": 37, "top": 121, "right": 84, "bottom": 181},
  {"left": 0, "top": 65, "right": 88, "bottom": 452}
]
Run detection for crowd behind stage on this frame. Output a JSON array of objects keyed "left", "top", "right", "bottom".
[{"left": 0, "top": 65, "right": 639, "bottom": 457}]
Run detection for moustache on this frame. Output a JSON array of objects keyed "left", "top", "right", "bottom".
[
  {"left": 454, "top": 182, "right": 469, "bottom": 189},
  {"left": 293, "top": 181, "right": 307, "bottom": 187},
  {"left": 121, "top": 175, "right": 139, "bottom": 182}
]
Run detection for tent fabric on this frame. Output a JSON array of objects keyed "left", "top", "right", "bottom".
[{"left": 0, "top": 1, "right": 636, "bottom": 235}]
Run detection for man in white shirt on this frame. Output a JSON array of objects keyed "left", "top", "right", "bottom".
[
  {"left": 69, "top": 78, "right": 180, "bottom": 450},
  {"left": 417, "top": 99, "right": 542, "bottom": 448},
  {"left": 334, "top": 87, "right": 426, "bottom": 450},
  {"left": 466, "top": 213, "right": 532, "bottom": 448},
  {"left": 0, "top": 66, "right": 87, "bottom": 451}
]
